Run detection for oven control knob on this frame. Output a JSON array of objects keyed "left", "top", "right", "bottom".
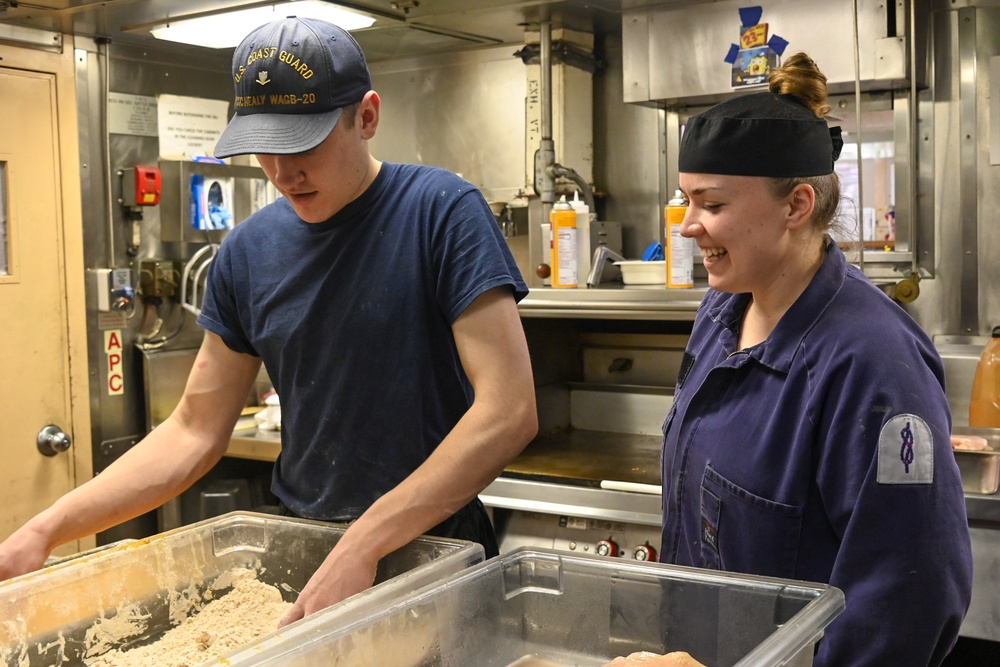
[
  {"left": 595, "top": 538, "right": 620, "bottom": 557},
  {"left": 632, "top": 544, "right": 657, "bottom": 562}
]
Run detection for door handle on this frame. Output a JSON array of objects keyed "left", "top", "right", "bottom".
[{"left": 37, "top": 425, "right": 72, "bottom": 456}]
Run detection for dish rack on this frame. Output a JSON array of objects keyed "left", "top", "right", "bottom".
[{"left": 180, "top": 243, "right": 218, "bottom": 317}]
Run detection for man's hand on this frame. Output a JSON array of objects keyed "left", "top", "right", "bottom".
[
  {"left": 0, "top": 523, "right": 52, "bottom": 582},
  {"left": 278, "top": 544, "right": 379, "bottom": 627}
]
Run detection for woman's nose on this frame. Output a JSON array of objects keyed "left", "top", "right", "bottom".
[{"left": 679, "top": 209, "right": 700, "bottom": 238}]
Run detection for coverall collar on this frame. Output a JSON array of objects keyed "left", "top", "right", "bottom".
[{"left": 704, "top": 236, "right": 847, "bottom": 373}]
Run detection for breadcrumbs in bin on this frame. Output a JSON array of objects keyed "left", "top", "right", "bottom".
[{"left": 86, "top": 569, "right": 289, "bottom": 667}]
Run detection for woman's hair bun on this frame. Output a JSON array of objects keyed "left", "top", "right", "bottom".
[{"left": 769, "top": 52, "right": 830, "bottom": 118}]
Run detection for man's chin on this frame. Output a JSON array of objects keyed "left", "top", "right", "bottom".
[{"left": 289, "top": 204, "right": 328, "bottom": 224}]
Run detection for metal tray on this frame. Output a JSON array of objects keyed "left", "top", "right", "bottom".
[{"left": 952, "top": 426, "right": 1000, "bottom": 495}]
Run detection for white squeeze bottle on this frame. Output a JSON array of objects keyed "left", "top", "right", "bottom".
[
  {"left": 570, "top": 190, "right": 591, "bottom": 284},
  {"left": 665, "top": 190, "right": 693, "bottom": 288},
  {"left": 549, "top": 195, "right": 578, "bottom": 288}
]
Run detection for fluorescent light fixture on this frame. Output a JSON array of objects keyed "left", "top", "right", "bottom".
[{"left": 150, "top": 1, "right": 376, "bottom": 49}]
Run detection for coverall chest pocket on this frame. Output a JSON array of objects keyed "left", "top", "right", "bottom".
[{"left": 699, "top": 465, "right": 804, "bottom": 578}]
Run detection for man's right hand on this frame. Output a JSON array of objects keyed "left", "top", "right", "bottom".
[{"left": 0, "top": 522, "right": 52, "bottom": 582}]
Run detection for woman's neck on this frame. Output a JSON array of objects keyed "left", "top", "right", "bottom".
[{"left": 738, "top": 238, "right": 827, "bottom": 350}]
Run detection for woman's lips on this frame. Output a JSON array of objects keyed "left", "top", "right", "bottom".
[{"left": 701, "top": 247, "right": 728, "bottom": 264}]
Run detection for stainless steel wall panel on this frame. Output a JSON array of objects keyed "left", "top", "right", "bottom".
[
  {"left": 368, "top": 46, "right": 528, "bottom": 204},
  {"left": 974, "top": 7, "right": 1000, "bottom": 333},
  {"left": 594, "top": 31, "right": 663, "bottom": 261},
  {"left": 907, "top": 8, "right": 962, "bottom": 336},
  {"left": 621, "top": 11, "right": 650, "bottom": 104},
  {"left": 74, "top": 39, "right": 236, "bottom": 531},
  {"left": 911, "top": 5, "right": 1000, "bottom": 337},
  {"left": 959, "top": 7, "right": 981, "bottom": 335}
]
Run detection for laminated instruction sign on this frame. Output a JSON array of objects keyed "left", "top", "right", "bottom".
[
  {"left": 157, "top": 94, "right": 230, "bottom": 160},
  {"left": 108, "top": 93, "right": 158, "bottom": 137}
]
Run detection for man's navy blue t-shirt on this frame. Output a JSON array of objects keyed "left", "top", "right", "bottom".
[{"left": 198, "top": 162, "right": 527, "bottom": 520}]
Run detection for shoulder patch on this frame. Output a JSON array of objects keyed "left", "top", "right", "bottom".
[{"left": 876, "top": 414, "right": 934, "bottom": 485}]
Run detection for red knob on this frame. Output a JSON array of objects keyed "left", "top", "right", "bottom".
[
  {"left": 595, "top": 539, "right": 620, "bottom": 557},
  {"left": 632, "top": 544, "right": 657, "bottom": 562}
]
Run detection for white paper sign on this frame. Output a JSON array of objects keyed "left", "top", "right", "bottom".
[
  {"left": 108, "top": 93, "right": 158, "bottom": 137},
  {"left": 157, "top": 94, "right": 231, "bottom": 160}
]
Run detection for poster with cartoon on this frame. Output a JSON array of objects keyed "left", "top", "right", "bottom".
[{"left": 723, "top": 6, "right": 788, "bottom": 88}]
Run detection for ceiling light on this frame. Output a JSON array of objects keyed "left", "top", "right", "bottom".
[{"left": 149, "top": 1, "right": 376, "bottom": 49}]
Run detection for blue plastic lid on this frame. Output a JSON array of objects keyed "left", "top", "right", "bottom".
[{"left": 642, "top": 242, "right": 664, "bottom": 261}]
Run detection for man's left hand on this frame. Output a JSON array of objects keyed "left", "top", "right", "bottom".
[{"left": 278, "top": 545, "right": 378, "bottom": 627}]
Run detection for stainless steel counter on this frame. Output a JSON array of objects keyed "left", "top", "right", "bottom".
[
  {"left": 965, "top": 493, "right": 1000, "bottom": 522},
  {"left": 223, "top": 429, "right": 1000, "bottom": 523},
  {"left": 227, "top": 427, "right": 281, "bottom": 461}
]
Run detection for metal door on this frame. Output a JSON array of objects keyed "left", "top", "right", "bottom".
[{"left": 0, "top": 45, "right": 91, "bottom": 555}]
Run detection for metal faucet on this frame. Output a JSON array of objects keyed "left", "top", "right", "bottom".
[{"left": 587, "top": 246, "right": 626, "bottom": 287}]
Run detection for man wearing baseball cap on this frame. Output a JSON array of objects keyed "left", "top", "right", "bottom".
[{"left": 0, "top": 17, "right": 538, "bottom": 628}]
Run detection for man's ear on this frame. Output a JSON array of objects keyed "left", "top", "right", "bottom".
[{"left": 358, "top": 90, "right": 380, "bottom": 139}]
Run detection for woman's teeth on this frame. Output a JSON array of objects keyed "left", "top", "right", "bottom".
[{"left": 702, "top": 247, "right": 728, "bottom": 259}]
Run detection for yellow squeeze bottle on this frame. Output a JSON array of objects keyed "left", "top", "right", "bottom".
[
  {"left": 665, "top": 190, "right": 693, "bottom": 288},
  {"left": 550, "top": 195, "right": 578, "bottom": 288}
]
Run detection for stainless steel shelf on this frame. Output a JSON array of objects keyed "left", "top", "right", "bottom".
[{"left": 518, "top": 286, "right": 705, "bottom": 320}]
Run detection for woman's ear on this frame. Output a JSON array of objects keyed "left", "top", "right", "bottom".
[{"left": 786, "top": 183, "right": 816, "bottom": 231}]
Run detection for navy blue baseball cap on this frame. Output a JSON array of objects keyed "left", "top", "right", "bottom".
[{"left": 214, "top": 17, "right": 372, "bottom": 158}]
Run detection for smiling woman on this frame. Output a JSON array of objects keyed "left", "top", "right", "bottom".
[{"left": 661, "top": 52, "right": 972, "bottom": 667}]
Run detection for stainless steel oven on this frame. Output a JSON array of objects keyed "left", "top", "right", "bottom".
[{"left": 481, "top": 314, "right": 690, "bottom": 561}]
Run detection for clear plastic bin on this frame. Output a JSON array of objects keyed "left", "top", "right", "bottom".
[
  {"left": 218, "top": 547, "right": 845, "bottom": 667},
  {"left": 0, "top": 511, "right": 484, "bottom": 666}
]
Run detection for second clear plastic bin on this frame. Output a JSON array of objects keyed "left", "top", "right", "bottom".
[{"left": 217, "top": 547, "right": 845, "bottom": 667}]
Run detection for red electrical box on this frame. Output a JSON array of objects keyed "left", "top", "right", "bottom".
[{"left": 123, "top": 166, "right": 162, "bottom": 206}]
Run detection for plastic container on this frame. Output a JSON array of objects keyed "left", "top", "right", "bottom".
[
  {"left": 220, "top": 547, "right": 845, "bottom": 667},
  {"left": 665, "top": 190, "right": 693, "bottom": 288},
  {"left": 550, "top": 195, "right": 578, "bottom": 288},
  {"left": 615, "top": 260, "right": 668, "bottom": 285},
  {"left": 952, "top": 426, "right": 1000, "bottom": 494},
  {"left": 970, "top": 326, "right": 1000, "bottom": 428},
  {"left": 0, "top": 511, "right": 483, "bottom": 667}
]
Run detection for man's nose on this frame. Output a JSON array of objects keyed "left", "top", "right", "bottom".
[{"left": 270, "top": 155, "right": 306, "bottom": 188}]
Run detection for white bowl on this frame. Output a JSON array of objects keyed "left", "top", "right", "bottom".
[{"left": 614, "top": 260, "right": 666, "bottom": 285}]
